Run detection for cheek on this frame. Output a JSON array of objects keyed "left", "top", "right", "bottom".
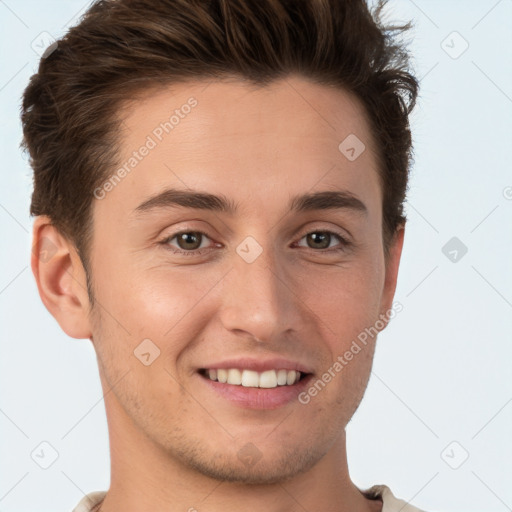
[
  {"left": 93, "top": 246, "right": 206, "bottom": 329},
  {"left": 297, "top": 268, "right": 382, "bottom": 420},
  {"left": 90, "top": 257, "right": 226, "bottom": 375},
  {"left": 297, "top": 258, "right": 384, "bottom": 342}
]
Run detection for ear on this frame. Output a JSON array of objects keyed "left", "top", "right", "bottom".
[
  {"left": 378, "top": 223, "right": 405, "bottom": 329},
  {"left": 31, "top": 216, "right": 93, "bottom": 339}
]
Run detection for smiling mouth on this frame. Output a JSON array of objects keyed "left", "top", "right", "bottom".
[{"left": 198, "top": 368, "right": 310, "bottom": 388}]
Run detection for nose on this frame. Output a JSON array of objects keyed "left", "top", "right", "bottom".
[{"left": 218, "top": 237, "right": 302, "bottom": 344}]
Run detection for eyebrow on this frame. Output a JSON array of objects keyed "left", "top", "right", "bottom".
[{"left": 133, "top": 188, "right": 367, "bottom": 217}]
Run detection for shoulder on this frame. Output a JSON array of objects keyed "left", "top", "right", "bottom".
[
  {"left": 361, "top": 484, "right": 428, "bottom": 512},
  {"left": 71, "top": 491, "right": 107, "bottom": 512}
]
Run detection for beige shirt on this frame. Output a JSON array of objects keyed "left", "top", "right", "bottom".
[{"left": 72, "top": 485, "right": 426, "bottom": 511}]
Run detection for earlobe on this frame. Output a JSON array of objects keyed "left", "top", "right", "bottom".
[{"left": 31, "top": 216, "right": 93, "bottom": 340}]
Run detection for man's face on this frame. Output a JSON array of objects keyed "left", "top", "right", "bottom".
[{"left": 87, "top": 75, "right": 401, "bottom": 483}]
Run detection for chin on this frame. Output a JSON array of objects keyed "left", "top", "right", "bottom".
[
  {"left": 185, "top": 451, "right": 319, "bottom": 485},
  {"left": 168, "top": 433, "right": 325, "bottom": 485}
]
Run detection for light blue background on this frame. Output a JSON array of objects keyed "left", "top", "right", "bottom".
[{"left": 1, "top": 1, "right": 511, "bottom": 511}]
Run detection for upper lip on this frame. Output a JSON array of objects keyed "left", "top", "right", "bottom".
[{"left": 199, "top": 357, "right": 313, "bottom": 374}]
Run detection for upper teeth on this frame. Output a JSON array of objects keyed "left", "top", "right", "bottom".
[{"left": 206, "top": 368, "right": 302, "bottom": 388}]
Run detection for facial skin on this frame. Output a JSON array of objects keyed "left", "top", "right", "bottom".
[{"left": 32, "top": 75, "right": 404, "bottom": 512}]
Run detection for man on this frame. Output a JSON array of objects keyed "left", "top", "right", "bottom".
[{"left": 21, "top": 0, "right": 424, "bottom": 510}]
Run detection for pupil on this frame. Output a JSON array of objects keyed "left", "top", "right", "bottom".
[
  {"left": 179, "top": 232, "right": 201, "bottom": 250},
  {"left": 309, "top": 232, "right": 329, "bottom": 249}
]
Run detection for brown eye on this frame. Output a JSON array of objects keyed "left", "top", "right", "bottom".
[
  {"left": 160, "top": 230, "right": 214, "bottom": 254},
  {"left": 295, "top": 230, "right": 350, "bottom": 253},
  {"left": 306, "top": 232, "right": 331, "bottom": 249},
  {"left": 175, "top": 231, "right": 203, "bottom": 250}
]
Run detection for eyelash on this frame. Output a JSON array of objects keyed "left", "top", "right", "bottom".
[{"left": 158, "top": 229, "right": 351, "bottom": 256}]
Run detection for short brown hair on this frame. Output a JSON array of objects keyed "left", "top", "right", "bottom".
[{"left": 21, "top": 0, "right": 418, "bottom": 276}]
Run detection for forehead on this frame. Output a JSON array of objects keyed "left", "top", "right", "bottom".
[{"left": 101, "top": 75, "right": 381, "bottom": 220}]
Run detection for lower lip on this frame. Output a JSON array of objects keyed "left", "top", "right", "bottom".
[{"left": 198, "top": 372, "right": 314, "bottom": 410}]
